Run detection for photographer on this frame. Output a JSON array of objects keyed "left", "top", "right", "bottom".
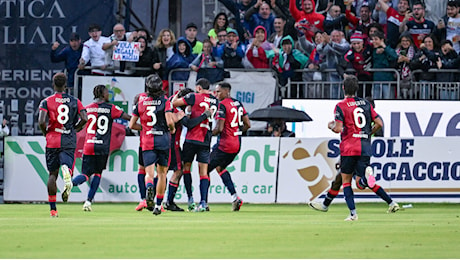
[{"left": 265, "top": 119, "right": 295, "bottom": 137}]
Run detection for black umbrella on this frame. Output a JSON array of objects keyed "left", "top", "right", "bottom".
[{"left": 249, "top": 106, "right": 313, "bottom": 122}]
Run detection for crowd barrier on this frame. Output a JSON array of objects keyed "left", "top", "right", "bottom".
[{"left": 75, "top": 66, "right": 460, "bottom": 101}]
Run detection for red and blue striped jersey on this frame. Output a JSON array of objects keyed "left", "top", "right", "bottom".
[
  {"left": 215, "top": 97, "right": 247, "bottom": 154},
  {"left": 39, "top": 92, "right": 85, "bottom": 149},
  {"left": 133, "top": 94, "right": 172, "bottom": 151},
  {"left": 83, "top": 102, "right": 124, "bottom": 155},
  {"left": 334, "top": 96, "right": 379, "bottom": 156},
  {"left": 181, "top": 92, "right": 218, "bottom": 146}
]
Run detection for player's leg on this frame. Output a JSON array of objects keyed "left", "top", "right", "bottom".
[
  {"left": 135, "top": 146, "right": 147, "bottom": 211},
  {"left": 72, "top": 155, "right": 91, "bottom": 187},
  {"left": 341, "top": 156, "right": 358, "bottom": 221},
  {"left": 309, "top": 171, "right": 342, "bottom": 212},
  {"left": 355, "top": 161, "right": 400, "bottom": 213},
  {"left": 143, "top": 150, "right": 157, "bottom": 212},
  {"left": 152, "top": 149, "right": 170, "bottom": 215},
  {"left": 83, "top": 154, "right": 108, "bottom": 212},
  {"left": 46, "top": 148, "right": 60, "bottom": 217},
  {"left": 59, "top": 148, "right": 75, "bottom": 203},
  {"left": 165, "top": 142, "right": 184, "bottom": 211},
  {"left": 182, "top": 142, "right": 196, "bottom": 211},
  {"left": 196, "top": 146, "right": 211, "bottom": 212}
]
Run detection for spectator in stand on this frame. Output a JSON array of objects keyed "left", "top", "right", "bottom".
[
  {"left": 434, "top": 0, "right": 460, "bottom": 53},
  {"left": 317, "top": 30, "right": 350, "bottom": 99},
  {"left": 344, "top": 32, "right": 373, "bottom": 97},
  {"left": 372, "top": 0, "right": 392, "bottom": 35},
  {"left": 134, "top": 36, "right": 154, "bottom": 77},
  {"left": 246, "top": 26, "right": 272, "bottom": 68},
  {"left": 267, "top": 35, "right": 309, "bottom": 98},
  {"left": 324, "top": 5, "right": 349, "bottom": 35},
  {"left": 102, "top": 23, "right": 137, "bottom": 76},
  {"left": 215, "top": 29, "right": 246, "bottom": 68},
  {"left": 374, "top": 0, "right": 410, "bottom": 49},
  {"left": 268, "top": 0, "right": 298, "bottom": 42},
  {"left": 208, "top": 12, "right": 232, "bottom": 42},
  {"left": 400, "top": 1, "right": 435, "bottom": 49},
  {"left": 436, "top": 40, "right": 460, "bottom": 99},
  {"left": 366, "top": 23, "right": 385, "bottom": 45},
  {"left": 0, "top": 118, "right": 9, "bottom": 137},
  {"left": 370, "top": 31, "right": 398, "bottom": 99},
  {"left": 152, "top": 29, "right": 176, "bottom": 93},
  {"left": 345, "top": 1, "right": 374, "bottom": 42},
  {"left": 166, "top": 37, "right": 197, "bottom": 81},
  {"left": 290, "top": 0, "right": 325, "bottom": 41},
  {"left": 303, "top": 31, "right": 326, "bottom": 98},
  {"left": 50, "top": 32, "right": 83, "bottom": 89},
  {"left": 184, "top": 23, "right": 203, "bottom": 55},
  {"left": 268, "top": 16, "right": 287, "bottom": 48},
  {"left": 190, "top": 39, "right": 224, "bottom": 84},
  {"left": 135, "top": 28, "right": 153, "bottom": 47},
  {"left": 409, "top": 34, "right": 439, "bottom": 99},
  {"left": 218, "top": 0, "right": 257, "bottom": 42},
  {"left": 79, "top": 24, "right": 111, "bottom": 75},
  {"left": 211, "top": 28, "right": 228, "bottom": 48},
  {"left": 395, "top": 32, "right": 417, "bottom": 99},
  {"left": 244, "top": 0, "right": 276, "bottom": 37}
]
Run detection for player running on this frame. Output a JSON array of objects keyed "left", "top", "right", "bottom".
[
  {"left": 71, "top": 84, "right": 138, "bottom": 211},
  {"left": 326, "top": 75, "right": 397, "bottom": 221},
  {"left": 38, "top": 72, "right": 88, "bottom": 217},
  {"left": 129, "top": 74, "right": 175, "bottom": 215},
  {"left": 209, "top": 82, "right": 250, "bottom": 211}
]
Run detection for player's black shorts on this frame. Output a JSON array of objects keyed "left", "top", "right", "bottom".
[
  {"left": 82, "top": 154, "right": 109, "bottom": 175},
  {"left": 341, "top": 156, "right": 370, "bottom": 177},
  {"left": 169, "top": 141, "right": 182, "bottom": 171},
  {"left": 45, "top": 147, "right": 75, "bottom": 172},
  {"left": 143, "top": 149, "right": 170, "bottom": 167},
  {"left": 182, "top": 142, "right": 210, "bottom": 164},
  {"left": 208, "top": 148, "right": 237, "bottom": 173},
  {"left": 138, "top": 146, "right": 144, "bottom": 167}
]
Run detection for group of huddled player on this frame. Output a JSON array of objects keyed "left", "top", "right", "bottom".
[{"left": 39, "top": 72, "right": 250, "bottom": 217}]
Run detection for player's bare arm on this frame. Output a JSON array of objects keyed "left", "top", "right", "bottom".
[
  {"left": 212, "top": 119, "right": 225, "bottom": 136},
  {"left": 371, "top": 117, "right": 384, "bottom": 136},
  {"left": 122, "top": 113, "right": 141, "bottom": 130},
  {"left": 328, "top": 120, "right": 343, "bottom": 133},
  {"left": 166, "top": 111, "right": 176, "bottom": 134},
  {"left": 242, "top": 115, "right": 251, "bottom": 132},
  {"left": 128, "top": 115, "right": 140, "bottom": 130},
  {"left": 74, "top": 109, "right": 88, "bottom": 132},
  {"left": 38, "top": 110, "right": 48, "bottom": 136}
]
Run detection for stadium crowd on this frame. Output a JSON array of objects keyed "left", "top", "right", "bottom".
[{"left": 49, "top": 0, "right": 460, "bottom": 101}]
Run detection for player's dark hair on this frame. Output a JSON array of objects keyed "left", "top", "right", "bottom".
[
  {"left": 145, "top": 73, "right": 164, "bottom": 98},
  {"left": 196, "top": 78, "right": 210, "bottom": 90},
  {"left": 93, "top": 84, "right": 107, "bottom": 100},
  {"left": 218, "top": 81, "right": 231, "bottom": 91},
  {"left": 52, "top": 72, "right": 67, "bottom": 90},
  {"left": 343, "top": 75, "right": 359, "bottom": 95},
  {"left": 178, "top": 88, "right": 194, "bottom": 98}
]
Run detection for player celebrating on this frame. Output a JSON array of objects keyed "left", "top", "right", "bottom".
[
  {"left": 129, "top": 74, "right": 175, "bottom": 215},
  {"left": 71, "top": 84, "right": 138, "bottom": 211},
  {"left": 38, "top": 72, "right": 88, "bottom": 217},
  {"left": 172, "top": 78, "right": 218, "bottom": 212},
  {"left": 209, "top": 82, "right": 250, "bottom": 211},
  {"left": 327, "top": 75, "right": 396, "bottom": 221}
]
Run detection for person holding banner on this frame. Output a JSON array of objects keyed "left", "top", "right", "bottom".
[
  {"left": 325, "top": 75, "right": 398, "bottom": 221},
  {"left": 209, "top": 82, "right": 251, "bottom": 211},
  {"left": 103, "top": 23, "right": 137, "bottom": 76},
  {"left": 38, "top": 73, "right": 88, "bottom": 217},
  {"left": 129, "top": 74, "right": 176, "bottom": 216},
  {"left": 71, "top": 84, "right": 138, "bottom": 212}
]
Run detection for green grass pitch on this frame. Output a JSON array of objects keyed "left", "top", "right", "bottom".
[{"left": 0, "top": 202, "right": 458, "bottom": 258}]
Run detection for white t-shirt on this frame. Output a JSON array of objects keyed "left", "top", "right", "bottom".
[{"left": 446, "top": 16, "right": 460, "bottom": 53}]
